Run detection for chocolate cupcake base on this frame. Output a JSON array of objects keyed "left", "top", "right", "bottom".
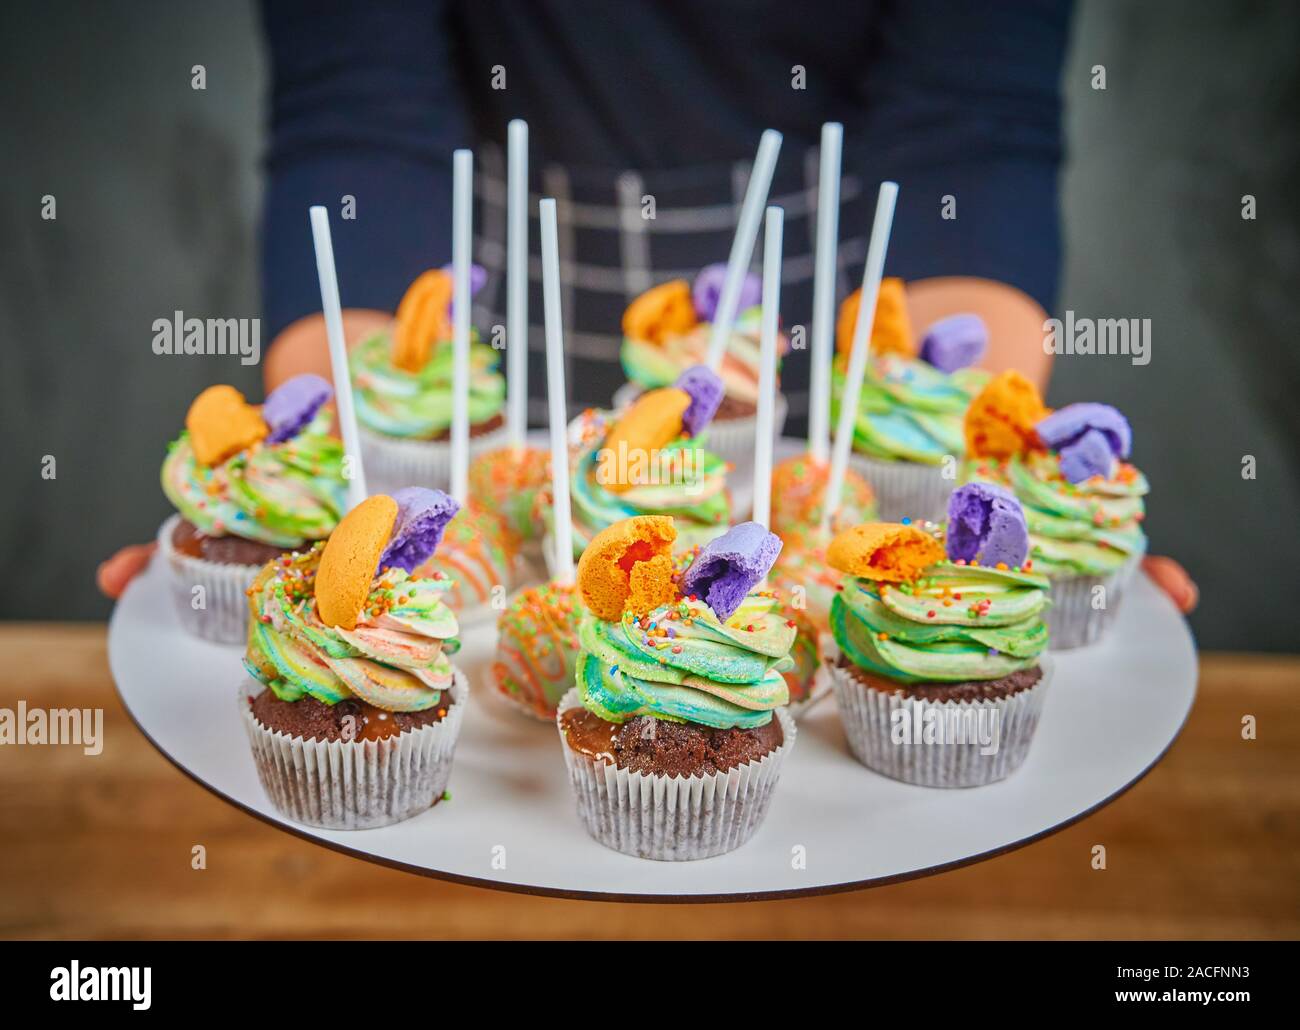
[
  {"left": 556, "top": 689, "right": 796, "bottom": 861},
  {"left": 829, "top": 657, "right": 1053, "bottom": 788},
  {"left": 1046, "top": 553, "right": 1142, "bottom": 650},
  {"left": 360, "top": 418, "right": 508, "bottom": 496},
  {"left": 239, "top": 670, "right": 468, "bottom": 830},
  {"left": 157, "top": 514, "right": 264, "bottom": 645}
]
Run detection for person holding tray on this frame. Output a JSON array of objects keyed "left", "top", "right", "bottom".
[{"left": 98, "top": 0, "right": 1195, "bottom": 614}]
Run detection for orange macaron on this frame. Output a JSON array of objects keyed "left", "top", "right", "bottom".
[
  {"left": 622, "top": 279, "right": 697, "bottom": 345},
  {"left": 392, "top": 269, "right": 454, "bottom": 372},
  {"left": 185, "top": 385, "right": 268, "bottom": 466},
  {"left": 836, "top": 277, "right": 914, "bottom": 360},
  {"left": 964, "top": 370, "right": 1050, "bottom": 460},
  {"left": 315, "top": 495, "right": 399, "bottom": 630},
  {"left": 576, "top": 515, "right": 678, "bottom": 621},
  {"left": 826, "top": 522, "right": 944, "bottom": 583}
]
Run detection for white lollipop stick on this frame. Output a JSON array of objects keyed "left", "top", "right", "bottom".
[
  {"left": 506, "top": 120, "right": 529, "bottom": 451},
  {"left": 539, "top": 198, "right": 575, "bottom": 585},
  {"left": 752, "top": 206, "right": 783, "bottom": 530},
  {"left": 705, "top": 129, "right": 783, "bottom": 372},
  {"left": 822, "top": 181, "right": 899, "bottom": 535},
  {"left": 450, "top": 149, "right": 473, "bottom": 505},
  {"left": 309, "top": 205, "right": 368, "bottom": 511},
  {"left": 808, "top": 122, "right": 842, "bottom": 466}
]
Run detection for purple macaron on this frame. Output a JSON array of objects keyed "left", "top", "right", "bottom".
[
  {"left": 675, "top": 365, "right": 725, "bottom": 437},
  {"left": 378, "top": 487, "right": 461, "bottom": 573},
  {"left": 945, "top": 482, "right": 1029, "bottom": 568},
  {"left": 919, "top": 314, "right": 988, "bottom": 373},
  {"left": 262, "top": 374, "right": 333, "bottom": 443},
  {"left": 678, "top": 521, "right": 783, "bottom": 622},
  {"left": 691, "top": 263, "right": 762, "bottom": 322},
  {"left": 1036, "top": 402, "right": 1131, "bottom": 459},
  {"left": 1057, "top": 428, "right": 1116, "bottom": 484}
]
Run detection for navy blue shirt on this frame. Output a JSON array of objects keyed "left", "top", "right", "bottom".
[{"left": 260, "top": 0, "right": 1071, "bottom": 422}]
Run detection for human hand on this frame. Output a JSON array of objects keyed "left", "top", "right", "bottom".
[
  {"left": 97, "top": 543, "right": 157, "bottom": 600},
  {"left": 1142, "top": 555, "right": 1198, "bottom": 614}
]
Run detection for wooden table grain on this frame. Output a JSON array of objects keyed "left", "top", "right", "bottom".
[{"left": 1, "top": 623, "right": 1296, "bottom": 939}]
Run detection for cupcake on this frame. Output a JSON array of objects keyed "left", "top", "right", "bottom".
[
  {"left": 617, "top": 265, "right": 788, "bottom": 472},
  {"left": 825, "top": 487, "right": 1052, "bottom": 787},
  {"left": 492, "top": 580, "right": 584, "bottom": 720},
  {"left": 558, "top": 517, "right": 797, "bottom": 861},
  {"left": 159, "top": 375, "right": 345, "bottom": 643},
  {"left": 554, "top": 365, "right": 731, "bottom": 561},
  {"left": 241, "top": 488, "right": 468, "bottom": 829},
  {"left": 964, "top": 379, "right": 1149, "bottom": 648},
  {"left": 351, "top": 267, "right": 507, "bottom": 493},
  {"left": 831, "top": 278, "right": 990, "bottom": 521}
]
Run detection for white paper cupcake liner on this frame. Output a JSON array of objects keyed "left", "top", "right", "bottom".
[
  {"left": 828, "top": 657, "right": 1054, "bottom": 788},
  {"left": 611, "top": 381, "right": 787, "bottom": 480},
  {"left": 240, "top": 669, "right": 468, "bottom": 830},
  {"left": 703, "top": 395, "right": 788, "bottom": 477},
  {"left": 156, "top": 514, "right": 262, "bottom": 645},
  {"left": 556, "top": 689, "right": 796, "bottom": 861},
  {"left": 360, "top": 423, "right": 509, "bottom": 495},
  {"left": 849, "top": 454, "right": 955, "bottom": 523},
  {"left": 1046, "top": 554, "right": 1142, "bottom": 650}
]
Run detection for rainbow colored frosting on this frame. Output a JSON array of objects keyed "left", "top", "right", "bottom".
[
  {"left": 162, "top": 407, "right": 345, "bottom": 548},
  {"left": 243, "top": 544, "right": 459, "bottom": 712},
  {"left": 576, "top": 591, "right": 794, "bottom": 729},
  {"left": 562, "top": 408, "right": 730, "bottom": 556},
  {"left": 351, "top": 331, "right": 506, "bottom": 440}
]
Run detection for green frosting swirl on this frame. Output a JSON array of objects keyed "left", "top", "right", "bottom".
[
  {"left": 575, "top": 593, "right": 795, "bottom": 729},
  {"left": 831, "top": 561, "right": 1049, "bottom": 683},
  {"left": 350, "top": 330, "right": 505, "bottom": 439},
  {"left": 244, "top": 545, "right": 461, "bottom": 712},
  {"left": 563, "top": 410, "right": 731, "bottom": 555},
  {"left": 161, "top": 409, "right": 345, "bottom": 547},
  {"left": 965, "top": 450, "right": 1148, "bottom": 577},
  {"left": 831, "top": 355, "right": 988, "bottom": 464}
]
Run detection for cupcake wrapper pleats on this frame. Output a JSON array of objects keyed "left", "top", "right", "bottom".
[
  {"left": 828, "top": 657, "right": 1053, "bottom": 788},
  {"left": 240, "top": 670, "right": 468, "bottom": 830},
  {"left": 1045, "top": 554, "right": 1142, "bottom": 650},
  {"left": 555, "top": 689, "right": 795, "bottom": 861},
  {"left": 849, "top": 454, "right": 955, "bottom": 523},
  {"left": 157, "top": 514, "right": 261, "bottom": 645}
]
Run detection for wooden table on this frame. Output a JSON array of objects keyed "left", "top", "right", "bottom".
[{"left": 1, "top": 623, "right": 1296, "bottom": 939}]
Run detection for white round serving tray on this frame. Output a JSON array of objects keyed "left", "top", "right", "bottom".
[{"left": 108, "top": 559, "right": 1195, "bottom": 902}]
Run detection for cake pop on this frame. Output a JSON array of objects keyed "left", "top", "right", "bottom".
[
  {"left": 491, "top": 195, "right": 588, "bottom": 718},
  {"left": 467, "top": 122, "right": 550, "bottom": 555}
]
